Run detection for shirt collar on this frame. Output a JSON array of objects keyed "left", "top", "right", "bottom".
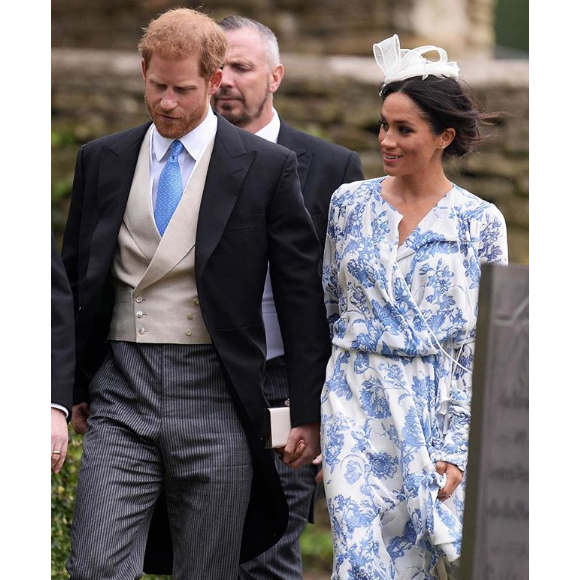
[
  {"left": 255, "top": 109, "right": 280, "bottom": 144},
  {"left": 151, "top": 107, "right": 217, "bottom": 162}
]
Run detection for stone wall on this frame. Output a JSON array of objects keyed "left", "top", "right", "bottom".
[
  {"left": 51, "top": 48, "right": 529, "bottom": 263},
  {"left": 51, "top": 0, "right": 497, "bottom": 57}
]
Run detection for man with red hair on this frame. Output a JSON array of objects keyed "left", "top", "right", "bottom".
[{"left": 62, "top": 8, "right": 329, "bottom": 579}]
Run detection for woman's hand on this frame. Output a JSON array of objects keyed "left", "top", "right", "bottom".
[
  {"left": 312, "top": 454, "right": 323, "bottom": 484},
  {"left": 435, "top": 460, "right": 463, "bottom": 501}
]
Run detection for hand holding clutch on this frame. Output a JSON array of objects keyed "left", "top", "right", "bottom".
[{"left": 263, "top": 406, "right": 292, "bottom": 449}]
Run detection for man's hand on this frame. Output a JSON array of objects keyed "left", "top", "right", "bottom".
[
  {"left": 51, "top": 408, "right": 69, "bottom": 473},
  {"left": 276, "top": 422, "right": 321, "bottom": 469},
  {"left": 71, "top": 402, "right": 90, "bottom": 435},
  {"left": 435, "top": 460, "right": 463, "bottom": 501}
]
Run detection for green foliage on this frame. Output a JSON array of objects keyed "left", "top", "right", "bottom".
[
  {"left": 51, "top": 131, "right": 78, "bottom": 148},
  {"left": 51, "top": 430, "right": 82, "bottom": 579},
  {"left": 51, "top": 129, "right": 77, "bottom": 237},
  {"left": 51, "top": 428, "right": 175, "bottom": 580},
  {"left": 495, "top": 0, "right": 528, "bottom": 52},
  {"left": 52, "top": 179, "right": 73, "bottom": 204},
  {"left": 300, "top": 521, "right": 334, "bottom": 572},
  {"left": 51, "top": 186, "right": 73, "bottom": 239}
]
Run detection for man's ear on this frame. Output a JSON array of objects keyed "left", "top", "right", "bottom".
[
  {"left": 208, "top": 68, "right": 223, "bottom": 96},
  {"left": 269, "top": 64, "right": 284, "bottom": 93}
]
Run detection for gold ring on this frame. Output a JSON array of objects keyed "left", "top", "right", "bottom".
[{"left": 52, "top": 450, "right": 61, "bottom": 455}]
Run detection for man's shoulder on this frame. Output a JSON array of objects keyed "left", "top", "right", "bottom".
[
  {"left": 241, "top": 125, "right": 292, "bottom": 154},
  {"left": 218, "top": 119, "right": 289, "bottom": 155},
  {"left": 82, "top": 122, "right": 152, "bottom": 152},
  {"left": 279, "top": 121, "right": 357, "bottom": 159},
  {"left": 216, "top": 115, "right": 294, "bottom": 161}
]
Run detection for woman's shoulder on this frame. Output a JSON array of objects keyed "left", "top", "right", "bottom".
[
  {"left": 330, "top": 177, "right": 383, "bottom": 207},
  {"left": 451, "top": 183, "right": 505, "bottom": 222}
]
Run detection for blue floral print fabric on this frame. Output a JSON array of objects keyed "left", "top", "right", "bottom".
[{"left": 321, "top": 177, "right": 508, "bottom": 579}]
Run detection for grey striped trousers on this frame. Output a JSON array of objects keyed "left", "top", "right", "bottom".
[
  {"left": 67, "top": 342, "right": 253, "bottom": 580},
  {"left": 239, "top": 360, "right": 318, "bottom": 580}
]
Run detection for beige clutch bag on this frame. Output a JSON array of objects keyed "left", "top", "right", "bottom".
[{"left": 262, "top": 406, "right": 291, "bottom": 449}]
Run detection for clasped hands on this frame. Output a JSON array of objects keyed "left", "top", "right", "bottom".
[{"left": 274, "top": 421, "right": 321, "bottom": 469}]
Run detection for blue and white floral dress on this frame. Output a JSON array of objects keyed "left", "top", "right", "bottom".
[{"left": 320, "top": 177, "right": 508, "bottom": 580}]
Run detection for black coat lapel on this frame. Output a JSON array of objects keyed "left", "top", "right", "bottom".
[
  {"left": 277, "top": 120, "right": 312, "bottom": 192},
  {"left": 87, "top": 123, "right": 152, "bottom": 284},
  {"left": 195, "top": 115, "right": 255, "bottom": 280},
  {"left": 96, "top": 122, "right": 152, "bottom": 219}
]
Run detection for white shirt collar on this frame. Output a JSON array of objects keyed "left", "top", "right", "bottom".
[
  {"left": 151, "top": 106, "right": 217, "bottom": 162},
  {"left": 255, "top": 109, "right": 281, "bottom": 144}
]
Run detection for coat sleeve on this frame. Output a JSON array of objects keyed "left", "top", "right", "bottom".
[
  {"left": 342, "top": 151, "right": 365, "bottom": 185},
  {"left": 61, "top": 146, "right": 86, "bottom": 312},
  {"left": 60, "top": 144, "right": 95, "bottom": 406},
  {"left": 267, "top": 151, "right": 331, "bottom": 426},
  {"left": 51, "top": 229, "right": 75, "bottom": 415}
]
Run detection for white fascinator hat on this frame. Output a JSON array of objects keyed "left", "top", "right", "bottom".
[{"left": 373, "top": 34, "right": 460, "bottom": 85}]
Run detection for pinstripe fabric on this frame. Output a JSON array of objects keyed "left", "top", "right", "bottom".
[
  {"left": 239, "top": 362, "right": 318, "bottom": 580},
  {"left": 67, "top": 342, "right": 253, "bottom": 580}
]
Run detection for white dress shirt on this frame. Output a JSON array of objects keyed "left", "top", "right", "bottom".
[
  {"left": 256, "top": 111, "right": 284, "bottom": 360},
  {"left": 52, "top": 403, "right": 69, "bottom": 417},
  {"left": 255, "top": 109, "right": 281, "bottom": 144},
  {"left": 150, "top": 107, "right": 217, "bottom": 208}
]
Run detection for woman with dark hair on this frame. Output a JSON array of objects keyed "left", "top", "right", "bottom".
[{"left": 320, "top": 35, "right": 508, "bottom": 579}]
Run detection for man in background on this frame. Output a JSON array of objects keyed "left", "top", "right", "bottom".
[
  {"left": 51, "top": 230, "right": 74, "bottom": 473},
  {"left": 213, "top": 16, "right": 364, "bottom": 580}
]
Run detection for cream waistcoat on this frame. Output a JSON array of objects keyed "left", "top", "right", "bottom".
[{"left": 108, "top": 125, "right": 214, "bottom": 344}]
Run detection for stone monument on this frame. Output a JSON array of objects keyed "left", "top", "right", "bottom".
[{"left": 460, "top": 263, "right": 529, "bottom": 580}]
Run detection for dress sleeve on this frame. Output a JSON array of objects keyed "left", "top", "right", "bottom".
[
  {"left": 436, "top": 202, "right": 509, "bottom": 470},
  {"left": 322, "top": 190, "right": 341, "bottom": 334},
  {"left": 435, "top": 348, "right": 473, "bottom": 471},
  {"left": 475, "top": 203, "right": 509, "bottom": 266}
]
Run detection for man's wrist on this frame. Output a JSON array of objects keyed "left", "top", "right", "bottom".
[{"left": 51, "top": 404, "right": 69, "bottom": 419}]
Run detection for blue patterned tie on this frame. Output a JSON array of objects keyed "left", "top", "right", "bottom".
[{"left": 155, "top": 140, "right": 185, "bottom": 236}]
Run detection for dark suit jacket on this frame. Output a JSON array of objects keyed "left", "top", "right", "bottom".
[
  {"left": 51, "top": 230, "right": 74, "bottom": 415},
  {"left": 61, "top": 113, "right": 330, "bottom": 570},
  {"left": 277, "top": 119, "right": 364, "bottom": 247}
]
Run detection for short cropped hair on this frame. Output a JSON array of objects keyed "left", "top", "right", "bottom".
[
  {"left": 139, "top": 8, "right": 228, "bottom": 79},
  {"left": 218, "top": 15, "right": 281, "bottom": 66}
]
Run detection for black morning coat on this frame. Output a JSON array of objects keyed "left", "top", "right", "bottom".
[{"left": 61, "top": 113, "right": 331, "bottom": 573}]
